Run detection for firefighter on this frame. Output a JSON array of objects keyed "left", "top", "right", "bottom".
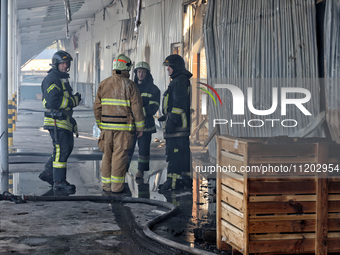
[
  {"left": 94, "top": 54, "right": 145, "bottom": 193},
  {"left": 39, "top": 50, "right": 81, "bottom": 191},
  {"left": 158, "top": 54, "right": 192, "bottom": 191},
  {"left": 127, "top": 61, "right": 160, "bottom": 179}
]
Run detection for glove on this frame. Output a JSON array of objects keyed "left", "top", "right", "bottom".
[
  {"left": 74, "top": 92, "right": 82, "bottom": 105},
  {"left": 158, "top": 115, "right": 166, "bottom": 122},
  {"left": 70, "top": 117, "right": 79, "bottom": 137},
  {"left": 68, "top": 93, "right": 81, "bottom": 108}
]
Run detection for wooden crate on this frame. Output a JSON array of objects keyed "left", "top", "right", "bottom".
[{"left": 216, "top": 135, "right": 340, "bottom": 255}]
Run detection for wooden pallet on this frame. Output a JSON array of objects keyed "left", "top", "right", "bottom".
[{"left": 216, "top": 135, "right": 340, "bottom": 255}]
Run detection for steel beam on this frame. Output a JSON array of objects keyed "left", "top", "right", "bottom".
[{"left": 1, "top": 0, "right": 9, "bottom": 192}]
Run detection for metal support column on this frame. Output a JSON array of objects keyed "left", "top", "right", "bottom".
[{"left": 1, "top": 0, "right": 9, "bottom": 192}]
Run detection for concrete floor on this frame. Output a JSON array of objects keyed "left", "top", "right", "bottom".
[{"left": 0, "top": 100, "right": 222, "bottom": 254}]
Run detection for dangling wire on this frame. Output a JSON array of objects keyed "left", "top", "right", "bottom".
[{"left": 134, "top": 0, "right": 142, "bottom": 33}]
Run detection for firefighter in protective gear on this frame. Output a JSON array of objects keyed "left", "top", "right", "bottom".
[
  {"left": 127, "top": 61, "right": 160, "bottom": 179},
  {"left": 94, "top": 54, "right": 145, "bottom": 193},
  {"left": 39, "top": 50, "right": 81, "bottom": 192},
  {"left": 158, "top": 54, "right": 192, "bottom": 191}
]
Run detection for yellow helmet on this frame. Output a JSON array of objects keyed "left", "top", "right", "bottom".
[
  {"left": 113, "top": 54, "right": 132, "bottom": 71},
  {"left": 135, "top": 61, "right": 150, "bottom": 71}
]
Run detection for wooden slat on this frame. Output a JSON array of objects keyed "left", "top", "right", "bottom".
[
  {"left": 249, "top": 220, "right": 315, "bottom": 233},
  {"left": 248, "top": 156, "right": 318, "bottom": 164},
  {"left": 249, "top": 201, "right": 316, "bottom": 214},
  {"left": 329, "top": 181, "right": 340, "bottom": 193},
  {"left": 329, "top": 219, "right": 340, "bottom": 231},
  {"left": 219, "top": 136, "right": 248, "bottom": 156},
  {"left": 221, "top": 150, "right": 244, "bottom": 162},
  {"left": 221, "top": 173, "right": 244, "bottom": 194},
  {"left": 221, "top": 171, "right": 244, "bottom": 181},
  {"left": 248, "top": 173, "right": 316, "bottom": 178},
  {"left": 250, "top": 233, "right": 315, "bottom": 241},
  {"left": 329, "top": 176, "right": 340, "bottom": 181},
  {"left": 232, "top": 247, "right": 243, "bottom": 255},
  {"left": 328, "top": 194, "right": 340, "bottom": 201},
  {"left": 247, "top": 143, "right": 317, "bottom": 157},
  {"left": 328, "top": 238, "right": 340, "bottom": 252},
  {"left": 221, "top": 185, "right": 244, "bottom": 212},
  {"left": 249, "top": 194, "right": 316, "bottom": 202},
  {"left": 329, "top": 213, "right": 340, "bottom": 219},
  {"left": 243, "top": 143, "right": 249, "bottom": 255},
  {"left": 219, "top": 156, "right": 244, "bottom": 173},
  {"left": 250, "top": 214, "right": 316, "bottom": 221},
  {"left": 216, "top": 137, "right": 222, "bottom": 250},
  {"left": 316, "top": 143, "right": 329, "bottom": 255},
  {"left": 249, "top": 181, "right": 316, "bottom": 195},
  {"left": 249, "top": 239, "right": 315, "bottom": 253},
  {"left": 221, "top": 220, "right": 243, "bottom": 237},
  {"left": 221, "top": 202, "right": 244, "bottom": 229},
  {"left": 248, "top": 177, "right": 316, "bottom": 182},
  {"left": 221, "top": 184, "right": 244, "bottom": 211},
  {"left": 221, "top": 220, "right": 244, "bottom": 251},
  {"left": 329, "top": 201, "right": 340, "bottom": 212},
  {"left": 328, "top": 232, "right": 340, "bottom": 238}
]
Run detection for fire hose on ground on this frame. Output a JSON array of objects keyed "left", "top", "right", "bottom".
[{"left": 0, "top": 192, "right": 216, "bottom": 255}]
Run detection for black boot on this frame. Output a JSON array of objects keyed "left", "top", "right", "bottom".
[
  {"left": 53, "top": 168, "right": 76, "bottom": 191},
  {"left": 53, "top": 180, "right": 76, "bottom": 191},
  {"left": 158, "top": 177, "right": 172, "bottom": 193},
  {"left": 39, "top": 171, "right": 54, "bottom": 186},
  {"left": 178, "top": 175, "right": 192, "bottom": 190}
]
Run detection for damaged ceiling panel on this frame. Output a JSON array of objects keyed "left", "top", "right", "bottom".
[{"left": 17, "top": 0, "right": 113, "bottom": 66}]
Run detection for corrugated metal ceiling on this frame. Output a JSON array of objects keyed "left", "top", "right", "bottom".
[{"left": 17, "top": 0, "right": 114, "bottom": 65}]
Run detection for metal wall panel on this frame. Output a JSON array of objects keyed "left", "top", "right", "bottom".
[
  {"left": 204, "top": 0, "right": 325, "bottom": 158},
  {"left": 324, "top": 0, "right": 340, "bottom": 144}
]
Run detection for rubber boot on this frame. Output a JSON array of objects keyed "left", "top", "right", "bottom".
[
  {"left": 135, "top": 170, "right": 144, "bottom": 185},
  {"left": 39, "top": 171, "right": 54, "bottom": 186},
  {"left": 178, "top": 175, "right": 192, "bottom": 190},
  {"left": 53, "top": 168, "right": 76, "bottom": 191},
  {"left": 158, "top": 177, "right": 172, "bottom": 193},
  {"left": 39, "top": 158, "right": 54, "bottom": 186}
]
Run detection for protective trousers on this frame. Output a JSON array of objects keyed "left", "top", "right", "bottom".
[
  {"left": 100, "top": 130, "right": 134, "bottom": 192},
  {"left": 166, "top": 136, "right": 191, "bottom": 174},
  {"left": 44, "top": 129, "right": 74, "bottom": 182},
  {"left": 165, "top": 136, "right": 191, "bottom": 189},
  {"left": 127, "top": 133, "right": 152, "bottom": 172}
]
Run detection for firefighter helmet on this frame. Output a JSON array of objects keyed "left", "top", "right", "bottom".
[
  {"left": 135, "top": 61, "right": 151, "bottom": 71},
  {"left": 51, "top": 50, "right": 73, "bottom": 70},
  {"left": 113, "top": 54, "right": 132, "bottom": 71}
]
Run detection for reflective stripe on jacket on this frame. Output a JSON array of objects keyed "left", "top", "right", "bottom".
[
  {"left": 137, "top": 80, "right": 160, "bottom": 133},
  {"left": 162, "top": 70, "right": 192, "bottom": 138},
  {"left": 94, "top": 70, "right": 144, "bottom": 132},
  {"left": 41, "top": 69, "right": 77, "bottom": 133}
]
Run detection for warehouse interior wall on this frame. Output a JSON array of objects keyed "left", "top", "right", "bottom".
[{"left": 61, "top": 0, "right": 183, "bottom": 109}]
